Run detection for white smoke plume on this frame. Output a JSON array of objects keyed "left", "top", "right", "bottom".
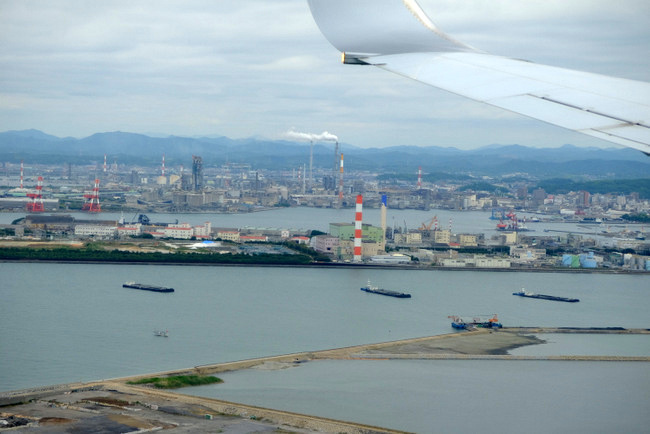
[{"left": 285, "top": 129, "right": 338, "bottom": 142}]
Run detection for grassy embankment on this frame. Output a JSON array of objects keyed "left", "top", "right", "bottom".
[{"left": 127, "top": 375, "right": 222, "bottom": 389}]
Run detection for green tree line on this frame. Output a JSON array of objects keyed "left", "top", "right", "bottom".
[{"left": 0, "top": 247, "right": 313, "bottom": 265}]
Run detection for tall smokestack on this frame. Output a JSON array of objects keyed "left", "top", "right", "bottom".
[
  {"left": 162, "top": 154, "right": 166, "bottom": 177},
  {"left": 338, "top": 153, "right": 344, "bottom": 206},
  {"left": 417, "top": 166, "right": 422, "bottom": 189},
  {"left": 103, "top": 154, "right": 107, "bottom": 173},
  {"left": 309, "top": 140, "right": 313, "bottom": 192},
  {"left": 381, "top": 195, "right": 387, "bottom": 249},
  {"left": 333, "top": 141, "right": 339, "bottom": 189},
  {"left": 20, "top": 160, "right": 24, "bottom": 189},
  {"left": 354, "top": 194, "right": 363, "bottom": 262}
]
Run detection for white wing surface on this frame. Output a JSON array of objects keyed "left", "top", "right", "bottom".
[{"left": 307, "top": 0, "right": 650, "bottom": 154}]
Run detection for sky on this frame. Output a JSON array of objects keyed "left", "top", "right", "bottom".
[{"left": 1, "top": 0, "right": 649, "bottom": 149}]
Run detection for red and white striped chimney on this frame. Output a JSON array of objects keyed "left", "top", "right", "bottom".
[
  {"left": 354, "top": 194, "right": 363, "bottom": 262},
  {"left": 103, "top": 154, "right": 107, "bottom": 173},
  {"left": 20, "top": 160, "right": 24, "bottom": 189},
  {"left": 162, "top": 154, "right": 166, "bottom": 177},
  {"left": 417, "top": 166, "right": 422, "bottom": 189}
]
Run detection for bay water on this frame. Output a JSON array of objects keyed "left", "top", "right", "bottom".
[
  {"left": 1, "top": 261, "right": 649, "bottom": 432},
  {"left": 1, "top": 207, "right": 649, "bottom": 432}
]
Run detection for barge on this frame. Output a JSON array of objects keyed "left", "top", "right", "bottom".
[
  {"left": 448, "top": 314, "right": 502, "bottom": 329},
  {"left": 123, "top": 282, "right": 174, "bottom": 293},
  {"left": 361, "top": 280, "right": 411, "bottom": 298},
  {"left": 513, "top": 289, "right": 579, "bottom": 303}
]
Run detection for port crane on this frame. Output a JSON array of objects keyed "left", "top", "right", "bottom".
[{"left": 418, "top": 215, "right": 437, "bottom": 236}]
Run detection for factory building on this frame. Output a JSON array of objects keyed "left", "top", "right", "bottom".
[
  {"left": 338, "top": 239, "right": 382, "bottom": 259},
  {"left": 329, "top": 222, "right": 384, "bottom": 244},
  {"left": 369, "top": 253, "right": 411, "bottom": 264},
  {"left": 433, "top": 229, "right": 451, "bottom": 245},
  {"left": 393, "top": 231, "right": 422, "bottom": 245},
  {"left": 459, "top": 234, "right": 478, "bottom": 247},
  {"left": 310, "top": 235, "right": 340, "bottom": 255},
  {"left": 510, "top": 246, "right": 546, "bottom": 260}
]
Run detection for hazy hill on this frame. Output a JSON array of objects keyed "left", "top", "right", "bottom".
[{"left": 1, "top": 129, "right": 648, "bottom": 178}]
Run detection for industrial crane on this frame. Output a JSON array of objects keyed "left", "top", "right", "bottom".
[{"left": 418, "top": 215, "right": 437, "bottom": 236}]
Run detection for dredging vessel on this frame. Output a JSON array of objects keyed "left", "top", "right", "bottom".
[
  {"left": 513, "top": 289, "right": 579, "bottom": 303},
  {"left": 123, "top": 282, "right": 174, "bottom": 293},
  {"left": 360, "top": 280, "right": 411, "bottom": 298},
  {"left": 448, "top": 314, "right": 502, "bottom": 329}
]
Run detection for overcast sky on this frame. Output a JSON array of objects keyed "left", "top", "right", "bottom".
[{"left": 1, "top": 0, "right": 649, "bottom": 149}]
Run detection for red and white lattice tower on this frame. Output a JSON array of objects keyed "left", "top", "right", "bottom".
[
  {"left": 26, "top": 176, "right": 45, "bottom": 212},
  {"left": 20, "top": 160, "right": 24, "bottom": 189},
  {"left": 434, "top": 215, "right": 438, "bottom": 231},
  {"left": 417, "top": 166, "right": 422, "bottom": 189},
  {"left": 162, "top": 154, "right": 166, "bottom": 177},
  {"left": 338, "top": 153, "right": 344, "bottom": 204},
  {"left": 353, "top": 194, "right": 363, "bottom": 262},
  {"left": 103, "top": 154, "right": 107, "bottom": 173},
  {"left": 82, "top": 178, "right": 102, "bottom": 212}
]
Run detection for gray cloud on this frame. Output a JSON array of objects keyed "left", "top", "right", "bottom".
[{"left": 0, "top": 0, "right": 648, "bottom": 149}]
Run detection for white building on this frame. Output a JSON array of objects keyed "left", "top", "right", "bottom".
[
  {"left": 74, "top": 224, "right": 117, "bottom": 238},
  {"left": 193, "top": 221, "right": 212, "bottom": 238},
  {"left": 163, "top": 223, "right": 193, "bottom": 239},
  {"left": 369, "top": 254, "right": 411, "bottom": 264},
  {"left": 117, "top": 224, "right": 142, "bottom": 237},
  {"left": 217, "top": 230, "right": 240, "bottom": 242}
]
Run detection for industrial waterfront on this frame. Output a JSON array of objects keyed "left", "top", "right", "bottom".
[{"left": 1, "top": 258, "right": 649, "bottom": 432}]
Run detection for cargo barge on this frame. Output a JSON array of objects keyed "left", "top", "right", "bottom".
[
  {"left": 513, "top": 289, "right": 578, "bottom": 303},
  {"left": 123, "top": 282, "right": 174, "bottom": 293},
  {"left": 361, "top": 280, "right": 411, "bottom": 298}
]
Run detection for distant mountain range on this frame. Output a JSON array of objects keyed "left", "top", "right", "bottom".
[{"left": 1, "top": 129, "right": 649, "bottom": 179}]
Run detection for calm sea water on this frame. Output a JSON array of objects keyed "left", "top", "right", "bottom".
[
  {"left": 1, "top": 207, "right": 649, "bottom": 432},
  {"left": 1, "top": 261, "right": 649, "bottom": 432},
  {"left": 192, "top": 359, "right": 650, "bottom": 434},
  {"left": 0, "top": 207, "right": 636, "bottom": 237}
]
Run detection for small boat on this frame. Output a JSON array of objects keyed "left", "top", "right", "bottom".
[
  {"left": 154, "top": 330, "right": 169, "bottom": 337},
  {"left": 360, "top": 280, "right": 411, "bottom": 298},
  {"left": 123, "top": 282, "right": 174, "bottom": 293},
  {"left": 513, "top": 288, "right": 579, "bottom": 303}
]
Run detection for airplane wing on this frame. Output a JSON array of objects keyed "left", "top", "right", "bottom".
[{"left": 307, "top": 0, "right": 650, "bottom": 155}]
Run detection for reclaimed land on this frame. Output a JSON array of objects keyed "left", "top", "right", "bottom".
[{"left": 2, "top": 328, "right": 649, "bottom": 433}]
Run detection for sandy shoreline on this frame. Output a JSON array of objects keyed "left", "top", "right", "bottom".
[{"left": 2, "top": 328, "right": 649, "bottom": 433}]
